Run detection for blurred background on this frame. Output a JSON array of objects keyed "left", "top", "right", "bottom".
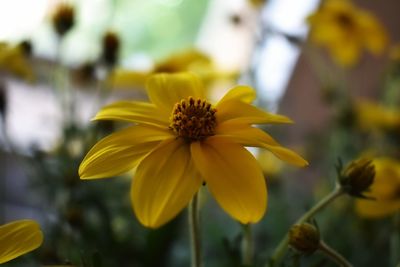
[{"left": 1, "top": 0, "right": 400, "bottom": 266}]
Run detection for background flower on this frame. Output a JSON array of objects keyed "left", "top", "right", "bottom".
[{"left": 307, "top": 0, "right": 388, "bottom": 67}]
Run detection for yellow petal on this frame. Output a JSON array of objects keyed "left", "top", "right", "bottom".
[
  {"left": 79, "top": 126, "right": 173, "bottom": 179},
  {"left": 216, "top": 120, "right": 280, "bottom": 146},
  {"left": 216, "top": 121, "right": 308, "bottom": 167},
  {"left": 355, "top": 199, "right": 400, "bottom": 218},
  {"left": 0, "top": 220, "right": 43, "bottom": 264},
  {"left": 132, "top": 139, "right": 202, "bottom": 228},
  {"left": 146, "top": 72, "right": 204, "bottom": 112},
  {"left": 263, "top": 145, "right": 309, "bottom": 167},
  {"left": 191, "top": 137, "right": 267, "bottom": 224},
  {"left": 216, "top": 99, "right": 293, "bottom": 125},
  {"left": 218, "top": 85, "right": 256, "bottom": 104},
  {"left": 93, "top": 101, "right": 169, "bottom": 127}
]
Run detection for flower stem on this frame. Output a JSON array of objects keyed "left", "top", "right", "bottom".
[
  {"left": 391, "top": 212, "right": 400, "bottom": 266},
  {"left": 267, "top": 185, "right": 344, "bottom": 267},
  {"left": 242, "top": 224, "right": 253, "bottom": 266},
  {"left": 189, "top": 193, "right": 202, "bottom": 267},
  {"left": 318, "top": 240, "right": 353, "bottom": 267}
]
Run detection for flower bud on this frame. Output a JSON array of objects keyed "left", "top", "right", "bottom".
[
  {"left": 18, "top": 40, "right": 33, "bottom": 57},
  {"left": 340, "top": 158, "right": 375, "bottom": 197},
  {"left": 289, "top": 223, "right": 320, "bottom": 255},
  {"left": 52, "top": 3, "right": 75, "bottom": 37},
  {"left": 101, "top": 31, "right": 120, "bottom": 67}
]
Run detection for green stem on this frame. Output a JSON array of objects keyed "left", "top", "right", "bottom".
[
  {"left": 189, "top": 193, "right": 202, "bottom": 267},
  {"left": 267, "top": 185, "right": 344, "bottom": 267},
  {"left": 242, "top": 224, "right": 253, "bottom": 266},
  {"left": 318, "top": 240, "right": 353, "bottom": 267},
  {"left": 390, "top": 212, "right": 400, "bottom": 266}
]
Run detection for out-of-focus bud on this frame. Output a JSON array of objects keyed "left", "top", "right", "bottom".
[
  {"left": 74, "top": 62, "right": 96, "bottom": 85},
  {"left": 229, "top": 14, "right": 243, "bottom": 26},
  {"left": 339, "top": 158, "right": 375, "bottom": 198},
  {"left": 289, "top": 223, "right": 320, "bottom": 255},
  {"left": 18, "top": 40, "right": 33, "bottom": 57},
  {"left": 101, "top": 31, "right": 120, "bottom": 67},
  {"left": 65, "top": 207, "right": 84, "bottom": 228},
  {"left": 52, "top": 3, "right": 75, "bottom": 37}
]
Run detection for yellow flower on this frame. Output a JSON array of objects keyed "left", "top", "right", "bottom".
[
  {"left": 354, "top": 100, "right": 400, "bottom": 132},
  {"left": 389, "top": 43, "right": 400, "bottom": 62},
  {"left": 0, "top": 42, "right": 34, "bottom": 81},
  {"left": 355, "top": 158, "right": 400, "bottom": 218},
  {"left": 0, "top": 220, "right": 43, "bottom": 264},
  {"left": 307, "top": 0, "right": 388, "bottom": 67},
  {"left": 153, "top": 49, "right": 212, "bottom": 74},
  {"left": 107, "top": 49, "right": 236, "bottom": 90},
  {"left": 79, "top": 72, "right": 308, "bottom": 228}
]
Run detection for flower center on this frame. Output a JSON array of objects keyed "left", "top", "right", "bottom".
[
  {"left": 336, "top": 12, "right": 354, "bottom": 29},
  {"left": 170, "top": 97, "right": 217, "bottom": 141}
]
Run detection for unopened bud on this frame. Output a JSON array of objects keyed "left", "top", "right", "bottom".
[
  {"left": 289, "top": 223, "right": 320, "bottom": 254},
  {"left": 52, "top": 3, "right": 75, "bottom": 37},
  {"left": 101, "top": 31, "right": 120, "bottom": 67},
  {"left": 18, "top": 40, "right": 33, "bottom": 57},
  {"left": 340, "top": 158, "right": 375, "bottom": 197}
]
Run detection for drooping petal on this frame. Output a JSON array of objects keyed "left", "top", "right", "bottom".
[
  {"left": 191, "top": 137, "right": 267, "bottom": 224},
  {"left": 216, "top": 99, "right": 293, "bottom": 125},
  {"left": 218, "top": 85, "right": 256, "bottom": 104},
  {"left": 79, "top": 126, "right": 174, "bottom": 179},
  {"left": 216, "top": 121, "right": 308, "bottom": 167},
  {"left": 146, "top": 73, "right": 204, "bottom": 112},
  {"left": 0, "top": 220, "right": 43, "bottom": 264},
  {"left": 132, "top": 139, "right": 202, "bottom": 228},
  {"left": 93, "top": 101, "right": 169, "bottom": 127}
]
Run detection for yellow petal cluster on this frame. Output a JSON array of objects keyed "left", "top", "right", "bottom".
[
  {"left": 355, "top": 158, "right": 400, "bottom": 218},
  {"left": 0, "top": 220, "right": 43, "bottom": 264},
  {"left": 79, "top": 72, "right": 308, "bottom": 228},
  {"left": 307, "top": 0, "right": 388, "bottom": 67}
]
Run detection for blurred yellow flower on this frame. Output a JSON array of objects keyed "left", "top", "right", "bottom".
[
  {"left": 389, "top": 43, "right": 400, "bottom": 62},
  {"left": 0, "top": 43, "right": 34, "bottom": 81},
  {"left": 307, "top": 0, "right": 388, "bottom": 67},
  {"left": 153, "top": 49, "right": 212, "bottom": 74},
  {"left": 355, "top": 158, "right": 400, "bottom": 218},
  {"left": 257, "top": 149, "right": 284, "bottom": 178},
  {"left": 107, "top": 49, "right": 236, "bottom": 90},
  {"left": 79, "top": 72, "right": 308, "bottom": 228},
  {"left": 355, "top": 100, "right": 400, "bottom": 131},
  {"left": 248, "top": 0, "right": 266, "bottom": 8},
  {"left": 0, "top": 220, "right": 43, "bottom": 264}
]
